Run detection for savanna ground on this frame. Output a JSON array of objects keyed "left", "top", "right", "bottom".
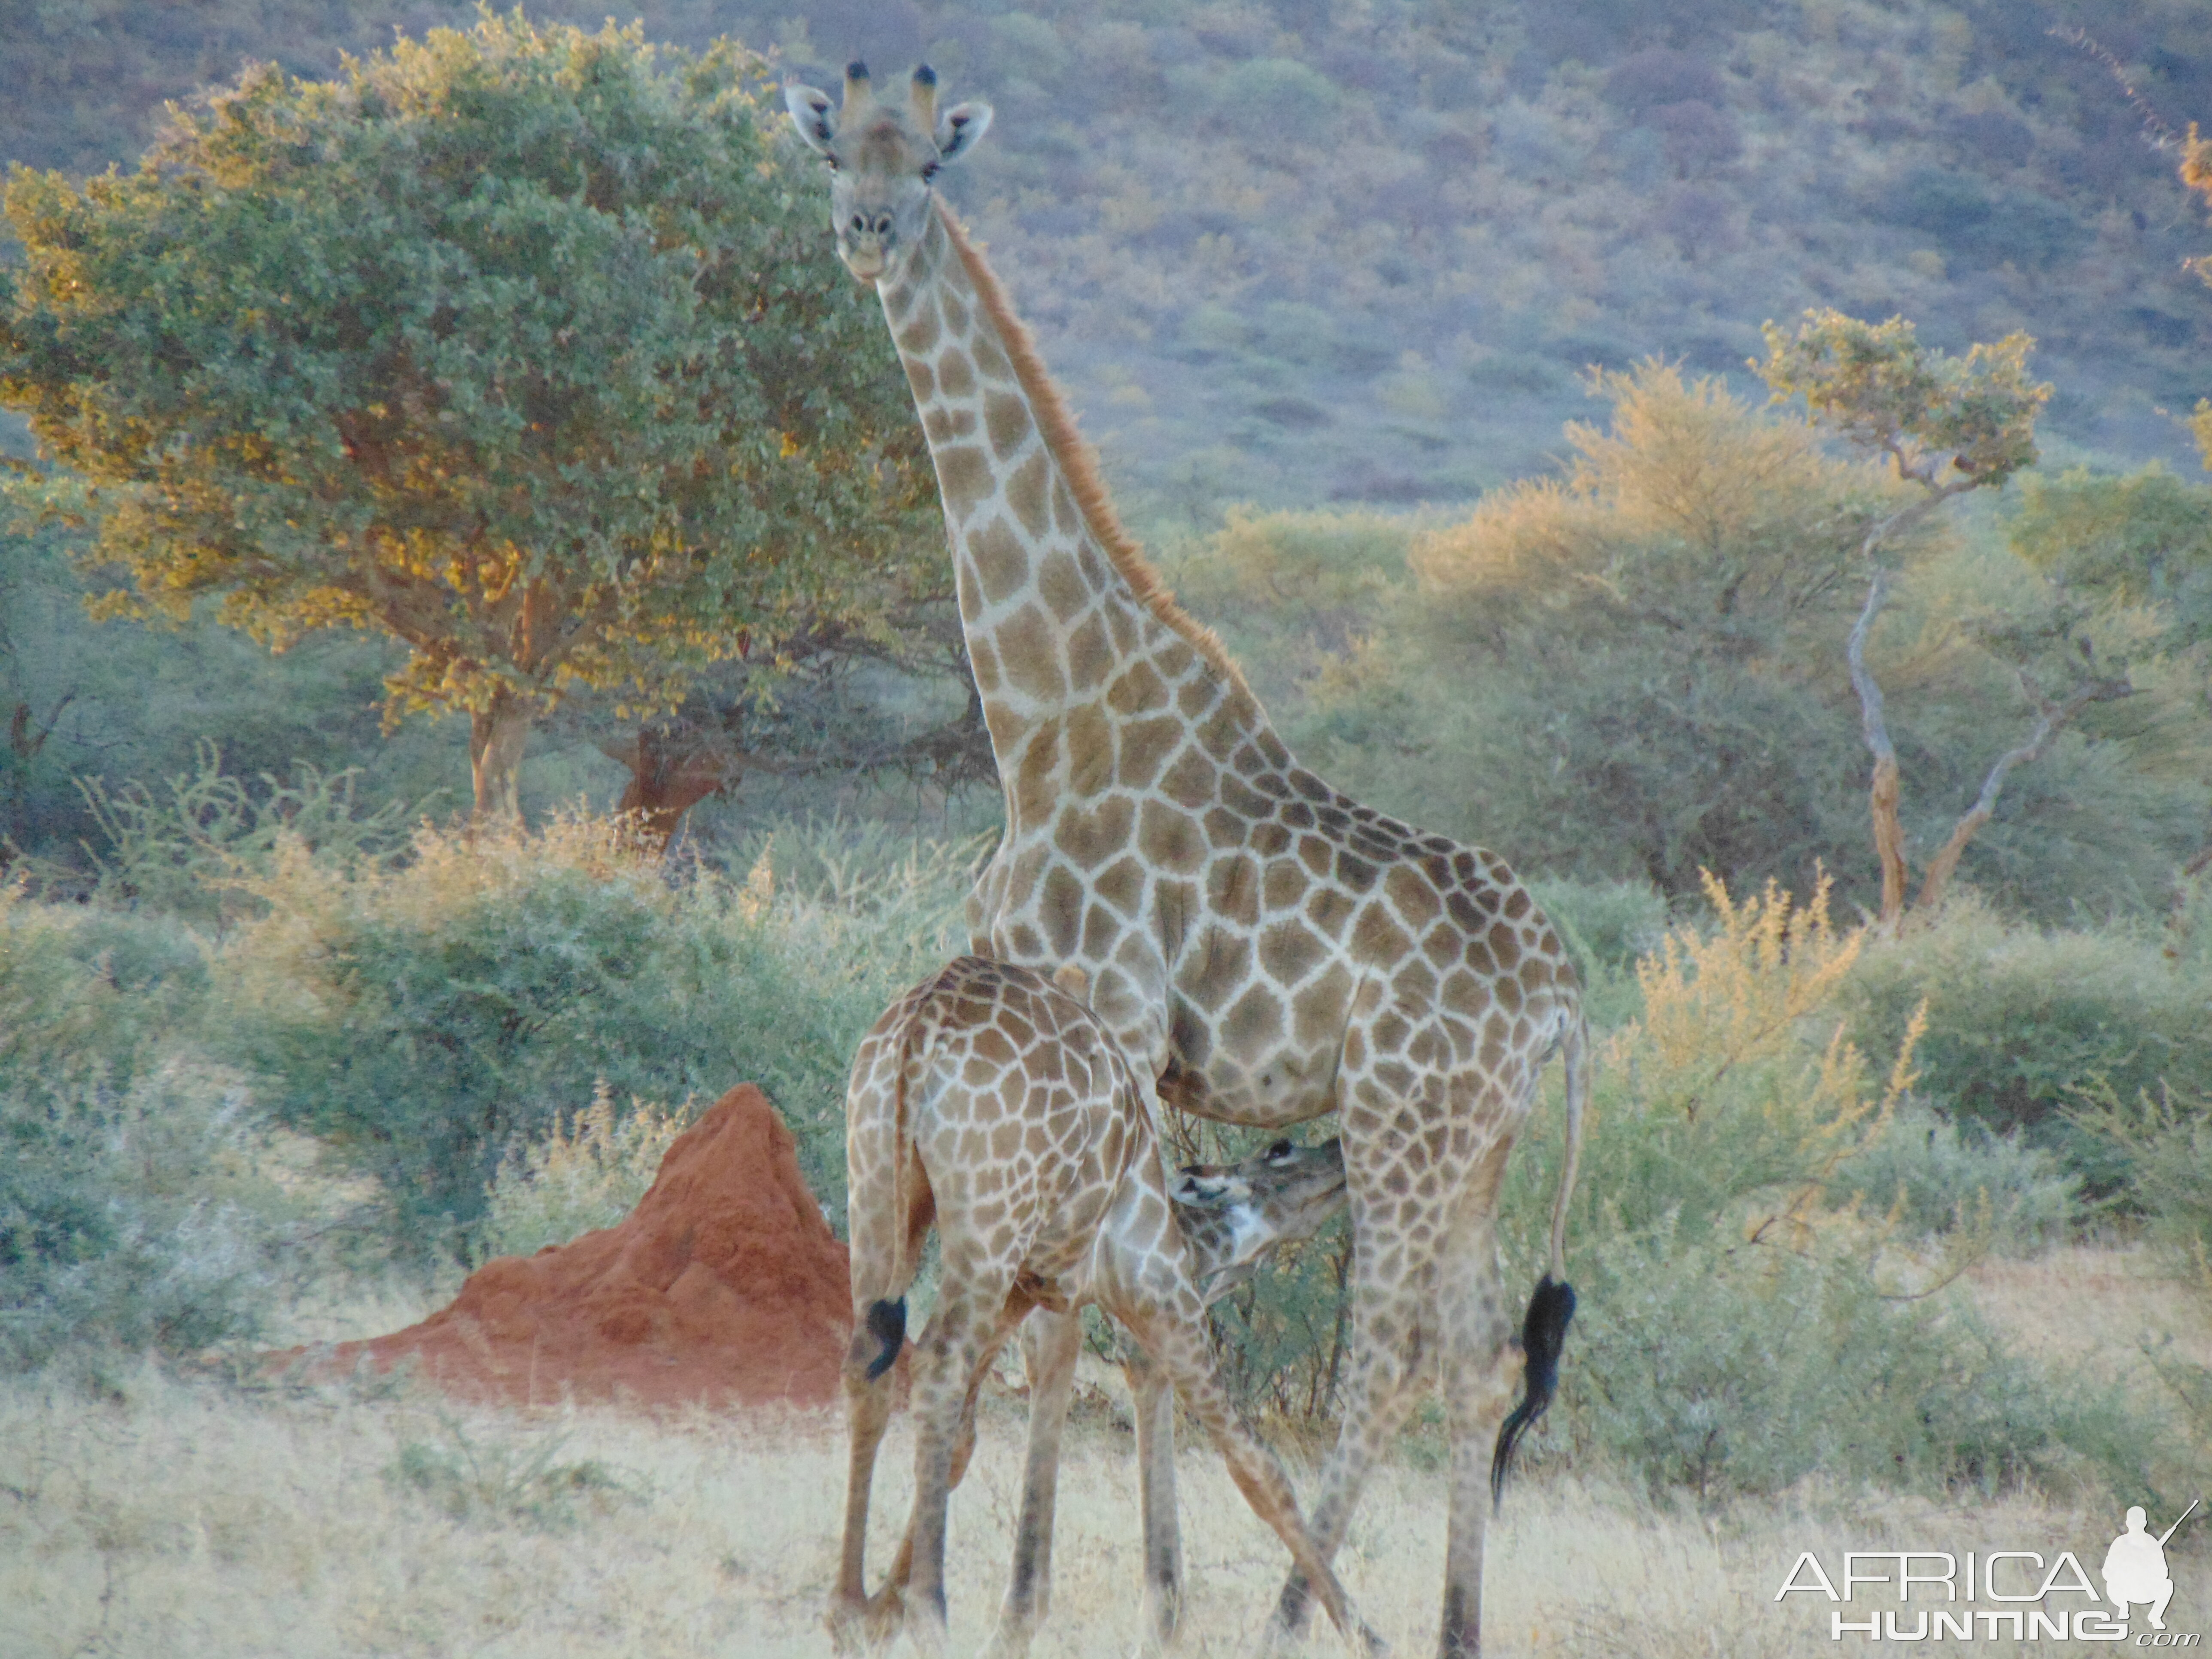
[
  {"left": 5, "top": 1245, "right": 2206, "bottom": 1659},
  {"left": 7, "top": 811, "right": 2212, "bottom": 1656}
]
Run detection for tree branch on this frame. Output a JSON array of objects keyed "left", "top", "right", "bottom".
[{"left": 1914, "top": 669, "right": 2134, "bottom": 914}]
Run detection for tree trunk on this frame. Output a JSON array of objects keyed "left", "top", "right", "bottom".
[
  {"left": 469, "top": 689, "right": 532, "bottom": 826},
  {"left": 608, "top": 725, "right": 739, "bottom": 850},
  {"left": 1847, "top": 567, "right": 1909, "bottom": 930},
  {"left": 1870, "top": 753, "right": 1908, "bottom": 931}
]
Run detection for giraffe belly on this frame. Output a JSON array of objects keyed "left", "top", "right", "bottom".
[{"left": 1159, "top": 1030, "right": 1342, "bottom": 1129}]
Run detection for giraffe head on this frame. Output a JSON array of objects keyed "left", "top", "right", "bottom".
[
  {"left": 1171, "top": 1138, "right": 1348, "bottom": 1304},
  {"left": 784, "top": 62, "right": 993, "bottom": 286}
]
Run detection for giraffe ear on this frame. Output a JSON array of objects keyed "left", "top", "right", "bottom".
[
  {"left": 933, "top": 100, "right": 993, "bottom": 165},
  {"left": 784, "top": 83, "right": 839, "bottom": 155}
]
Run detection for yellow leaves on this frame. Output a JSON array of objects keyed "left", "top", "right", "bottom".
[
  {"left": 1629, "top": 869, "right": 1865, "bottom": 1105},
  {"left": 1408, "top": 359, "right": 1899, "bottom": 605},
  {"left": 1607, "top": 871, "right": 1926, "bottom": 1253},
  {"left": 735, "top": 841, "right": 775, "bottom": 923}
]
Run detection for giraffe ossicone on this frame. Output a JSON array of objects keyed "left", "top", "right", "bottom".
[
  {"left": 832, "top": 955, "right": 1374, "bottom": 1658},
  {"left": 789, "top": 62, "right": 1590, "bottom": 1659}
]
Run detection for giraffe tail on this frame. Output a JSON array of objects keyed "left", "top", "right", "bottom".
[
  {"left": 1491, "top": 1009, "right": 1589, "bottom": 1510},
  {"left": 1546, "top": 1009, "right": 1588, "bottom": 1286},
  {"left": 848, "top": 987, "right": 940, "bottom": 1386}
]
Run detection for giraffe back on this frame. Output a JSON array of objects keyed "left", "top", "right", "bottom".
[{"left": 843, "top": 955, "right": 1161, "bottom": 1311}]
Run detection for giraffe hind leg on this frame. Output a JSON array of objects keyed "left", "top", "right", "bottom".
[{"left": 980, "top": 1308, "right": 1083, "bottom": 1659}]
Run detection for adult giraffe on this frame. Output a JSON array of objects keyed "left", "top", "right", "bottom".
[{"left": 786, "top": 64, "right": 1589, "bottom": 1659}]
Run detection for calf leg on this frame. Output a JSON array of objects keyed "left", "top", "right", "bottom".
[
  {"left": 1125, "top": 1335, "right": 1184, "bottom": 1653},
  {"left": 898, "top": 1288, "right": 1015, "bottom": 1649},
  {"left": 982, "top": 1309, "right": 1084, "bottom": 1658},
  {"left": 829, "top": 1348, "right": 899, "bottom": 1656},
  {"left": 1134, "top": 1308, "right": 1379, "bottom": 1655}
]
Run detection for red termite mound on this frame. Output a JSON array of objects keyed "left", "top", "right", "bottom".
[{"left": 327, "top": 1084, "right": 853, "bottom": 1409}]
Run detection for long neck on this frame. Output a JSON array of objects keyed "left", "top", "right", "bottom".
[{"left": 877, "top": 203, "right": 1276, "bottom": 830}]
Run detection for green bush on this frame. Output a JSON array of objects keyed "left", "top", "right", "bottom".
[
  {"left": 2068, "top": 1085, "right": 2212, "bottom": 1273},
  {"left": 220, "top": 814, "right": 972, "bottom": 1255},
  {"left": 1841, "top": 899, "right": 2212, "bottom": 1182},
  {"left": 0, "top": 889, "right": 207, "bottom": 1115},
  {"left": 1496, "top": 877, "right": 2175, "bottom": 1505},
  {"left": 1, "top": 1055, "right": 280, "bottom": 1373},
  {"left": 1826, "top": 1100, "right": 2075, "bottom": 1251},
  {"left": 1571, "top": 1229, "right": 2152, "bottom": 1503},
  {"left": 1, "top": 892, "right": 279, "bottom": 1370},
  {"left": 477, "top": 1085, "right": 689, "bottom": 1263}
]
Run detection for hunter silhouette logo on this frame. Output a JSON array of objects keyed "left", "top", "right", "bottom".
[
  {"left": 2106, "top": 1502, "right": 2198, "bottom": 1633},
  {"left": 1775, "top": 1498, "right": 2203, "bottom": 1643}
]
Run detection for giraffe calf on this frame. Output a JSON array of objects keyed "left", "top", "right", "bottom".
[{"left": 831, "top": 954, "right": 1373, "bottom": 1656}]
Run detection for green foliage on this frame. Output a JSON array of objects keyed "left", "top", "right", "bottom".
[
  {"left": 1496, "top": 877, "right": 2171, "bottom": 1505},
  {"left": 2067, "top": 1085, "right": 2212, "bottom": 1273},
  {"left": 0, "top": 893, "right": 280, "bottom": 1372},
  {"left": 1336, "top": 363, "right": 1903, "bottom": 896},
  {"left": 219, "top": 813, "right": 972, "bottom": 1253},
  {"left": 0, "top": 13, "right": 933, "bottom": 812},
  {"left": 477, "top": 1084, "right": 688, "bottom": 1262},
  {"left": 1571, "top": 1232, "right": 2149, "bottom": 1504},
  {"left": 385, "top": 1413, "right": 635, "bottom": 1529},
  {"left": 1826, "top": 1100, "right": 2075, "bottom": 1251},
  {"left": 1756, "top": 310, "right": 2049, "bottom": 492},
  {"left": 1204, "top": 1219, "right": 1353, "bottom": 1427},
  {"left": 14, "top": 740, "right": 424, "bottom": 930},
  {"left": 0, "top": 1060, "right": 280, "bottom": 1375},
  {"left": 2008, "top": 465, "right": 2212, "bottom": 655},
  {"left": 1841, "top": 899, "right": 2212, "bottom": 1178},
  {"left": 0, "top": 496, "right": 465, "bottom": 868}
]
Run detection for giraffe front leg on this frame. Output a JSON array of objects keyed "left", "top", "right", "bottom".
[
  {"left": 982, "top": 1309, "right": 1082, "bottom": 1659},
  {"left": 1269, "top": 1304, "right": 1424, "bottom": 1649},
  {"left": 1133, "top": 1307, "right": 1385, "bottom": 1658}
]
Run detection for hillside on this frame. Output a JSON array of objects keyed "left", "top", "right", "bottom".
[{"left": 7, "top": 0, "right": 2212, "bottom": 521}]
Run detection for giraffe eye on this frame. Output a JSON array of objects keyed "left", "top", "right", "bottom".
[{"left": 1266, "top": 1139, "right": 1295, "bottom": 1160}]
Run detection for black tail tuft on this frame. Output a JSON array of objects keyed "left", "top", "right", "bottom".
[
  {"left": 1490, "top": 1275, "right": 1576, "bottom": 1512},
  {"left": 862, "top": 1297, "right": 907, "bottom": 1382}
]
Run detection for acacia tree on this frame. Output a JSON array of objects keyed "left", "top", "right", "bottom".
[
  {"left": 1400, "top": 361, "right": 1908, "bottom": 897},
  {"left": 0, "top": 15, "right": 933, "bottom": 821},
  {"left": 569, "top": 594, "right": 995, "bottom": 847},
  {"left": 1757, "top": 311, "right": 2139, "bottom": 926}
]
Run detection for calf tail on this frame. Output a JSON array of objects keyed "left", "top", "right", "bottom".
[
  {"left": 860, "top": 1297, "right": 907, "bottom": 1382},
  {"left": 845, "top": 987, "right": 938, "bottom": 1386}
]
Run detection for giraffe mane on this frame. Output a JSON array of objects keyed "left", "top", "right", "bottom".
[{"left": 935, "top": 200, "right": 1256, "bottom": 703}]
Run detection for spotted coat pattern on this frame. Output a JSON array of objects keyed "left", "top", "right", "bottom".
[
  {"left": 830, "top": 957, "right": 1367, "bottom": 1657},
  {"left": 788, "top": 66, "right": 1589, "bottom": 1659}
]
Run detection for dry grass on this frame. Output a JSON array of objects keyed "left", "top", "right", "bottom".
[
  {"left": 1965, "top": 1243, "right": 2212, "bottom": 1385},
  {"left": 3, "top": 1249, "right": 2206, "bottom": 1659}
]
